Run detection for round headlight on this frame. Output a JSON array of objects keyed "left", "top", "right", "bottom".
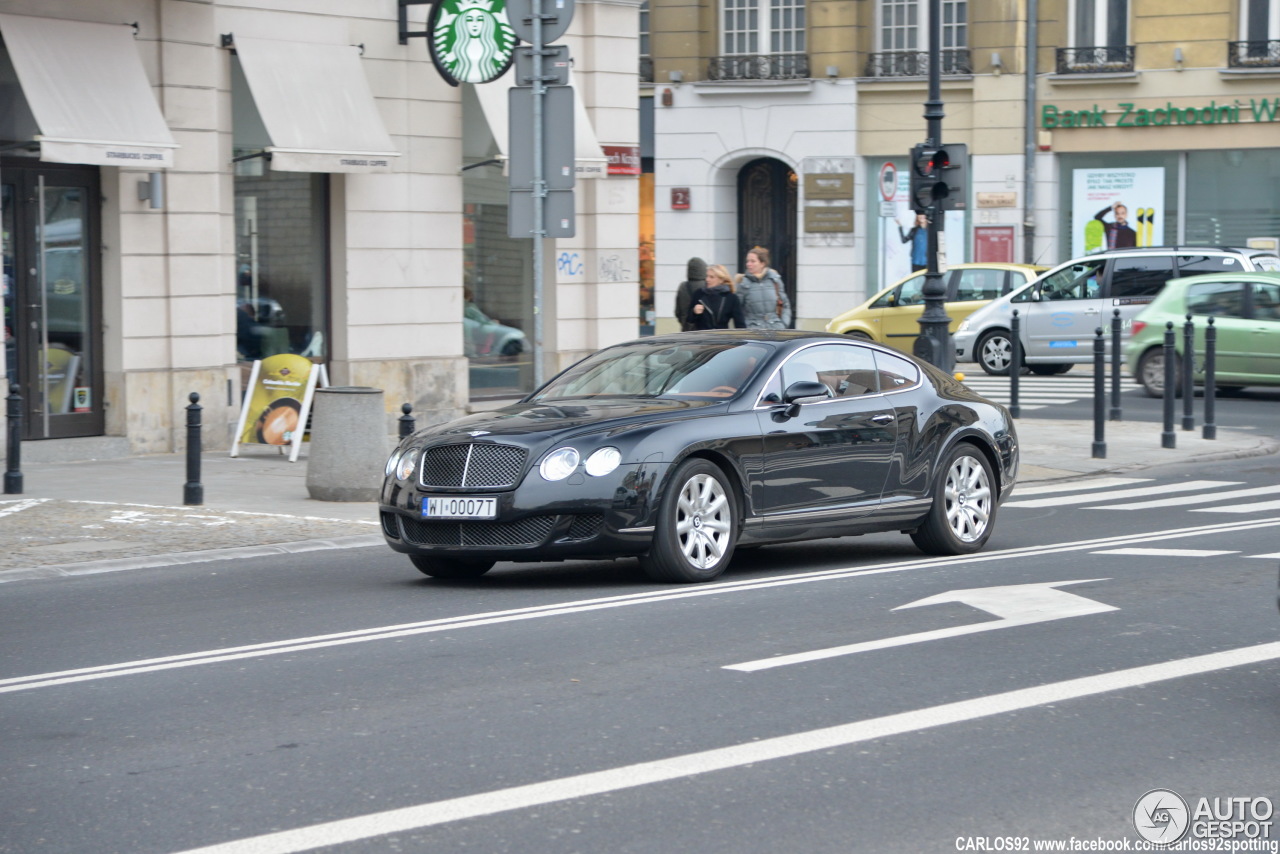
[
  {"left": 539, "top": 447, "right": 580, "bottom": 481},
  {"left": 395, "top": 448, "right": 419, "bottom": 482},
  {"left": 584, "top": 446, "right": 622, "bottom": 477},
  {"left": 385, "top": 449, "right": 403, "bottom": 478}
]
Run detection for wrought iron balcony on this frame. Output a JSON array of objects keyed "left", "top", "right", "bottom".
[
  {"left": 707, "top": 53, "right": 809, "bottom": 81},
  {"left": 863, "top": 49, "right": 972, "bottom": 78},
  {"left": 1228, "top": 40, "right": 1280, "bottom": 68},
  {"left": 1055, "top": 45, "right": 1135, "bottom": 74},
  {"left": 640, "top": 56, "right": 654, "bottom": 83}
]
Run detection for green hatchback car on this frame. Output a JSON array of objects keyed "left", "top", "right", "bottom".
[{"left": 1125, "top": 271, "right": 1280, "bottom": 397}]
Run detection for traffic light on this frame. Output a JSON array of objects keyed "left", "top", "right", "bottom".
[{"left": 908, "top": 142, "right": 968, "bottom": 212}]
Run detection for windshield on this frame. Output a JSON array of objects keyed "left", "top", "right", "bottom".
[{"left": 532, "top": 341, "right": 774, "bottom": 402}]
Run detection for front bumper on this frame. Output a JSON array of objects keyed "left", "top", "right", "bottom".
[
  {"left": 954, "top": 329, "right": 977, "bottom": 362},
  {"left": 379, "top": 460, "right": 666, "bottom": 562}
]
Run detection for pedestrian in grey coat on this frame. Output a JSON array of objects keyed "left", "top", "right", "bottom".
[
  {"left": 738, "top": 245, "right": 791, "bottom": 329},
  {"left": 674, "top": 257, "right": 707, "bottom": 331}
]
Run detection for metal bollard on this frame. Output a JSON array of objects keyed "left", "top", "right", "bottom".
[
  {"left": 1181, "top": 314, "right": 1195, "bottom": 431},
  {"left": 5, "top": 383, "right": 22, "bottom": 495},
  {"left": 399, "top": 402, "right": 416, "bottom": 439},
  {"left": 1203, "top": 317, "right": 1217, "bottom": 440},
  {"left": 1110, "top": 308, "right": 1123, "bottom": 421},
  {"left": 1009, "top": 310, "right": 1021, "bottom": 418},
  {"left": 1092, "top": 327, "right": 1106, "bottom": 459},
  {"left": 184, "top": 392, "right": 203, "bottom": 506},
  {"left": 1161, "top": 322, "right": 1176, "bottom": 449}
]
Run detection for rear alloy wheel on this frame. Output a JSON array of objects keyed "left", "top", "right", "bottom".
[
  {"left": 409, "top": 555, "right": 495, "bottom": 579},
  {"left": 1138, "top": 349, "right": 1182, "bottom": 398},
  {"left": 976, "top": 330, "right": 1015, "bottom": 376},
  {"left": 910, "top": 444, "right": 997, "bottom": 555},
  {"left": 641, "top": 459, "right": 736, "bottom": 583}
]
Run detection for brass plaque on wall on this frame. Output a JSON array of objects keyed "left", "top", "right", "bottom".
[
  {"left": 804, "top": 205, "right": 854, "bottom": 233},
  {"left": 804, "top": 173, "right": 853, "bottom": 200}
]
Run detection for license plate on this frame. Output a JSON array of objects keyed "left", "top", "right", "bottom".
[{"left": 422, "top": 496, "right": 497, "bottom": 519}]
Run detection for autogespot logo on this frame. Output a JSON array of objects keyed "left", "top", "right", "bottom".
[{"left": 1134, "top": 788, "right": 1191, "bottom": 843}]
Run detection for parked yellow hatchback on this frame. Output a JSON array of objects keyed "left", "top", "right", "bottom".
[{"left": 826, "top": 263, "right": 1047, "bottom": 355}]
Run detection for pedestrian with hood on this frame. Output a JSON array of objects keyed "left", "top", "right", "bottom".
[
  {"left": 674, "top": 257, "right": 707, "bottom": 331},
  {"left": 686, "top": 264, "right": 746, "bottom": 330},
  {"left": 738, "top": 245, "right": 791, "bottom": 329}
]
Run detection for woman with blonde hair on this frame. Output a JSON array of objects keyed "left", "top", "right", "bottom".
[
  {"left": 738, "top": 245, "right": 792, "bottom": 329},
  {"left": 686, "top": 264, "right": 746, "bottom": 330}
]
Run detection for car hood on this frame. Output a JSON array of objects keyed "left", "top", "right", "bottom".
[{"left": 412, "top": 397, "right": 717, "bottom": 445}]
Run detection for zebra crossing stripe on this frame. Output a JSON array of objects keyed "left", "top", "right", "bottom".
[
  {"left": 1090, "top": 548, "right": 1239, "bottom": 557},
  {"left": 1191, "top": 499, "right": 1280, "bottom": 514},
  {"left": 1012, "top": 477, "right": 1150, "bottom": 498},
  {"left": 1004, "top": 480, "right": 1241, "bottom": 509},
  {"left": 1091, "top": 485, "right": 1280, "bottom": 511}
]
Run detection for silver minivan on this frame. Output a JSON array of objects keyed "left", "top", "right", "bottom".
[{"left": 954, "top": 247, "right": 1280, "bottom": 375}]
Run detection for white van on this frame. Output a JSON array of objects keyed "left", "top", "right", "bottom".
[{"left": 954, "top": 247, "right": 1280, "bottom": 375}]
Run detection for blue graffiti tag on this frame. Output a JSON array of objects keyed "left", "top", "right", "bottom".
[{"left": 557, "top": 252, "right": 584, "bottom": 276}]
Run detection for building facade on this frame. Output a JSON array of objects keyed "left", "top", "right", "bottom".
[
  {"left": 1, "top": 0, "right": 641, "bottom": 459},
  {"left": 644, "top": 0, "right": 1280, "bottom": 332}
]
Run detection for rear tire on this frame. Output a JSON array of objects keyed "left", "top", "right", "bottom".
[
  {"left": 640, "top": 459, "right": 737, "bottom": 583},
  {"left": 409, "top": 555, "right": 495, "bottom": 579},
  {"left": 1138, "top": 349, "right": 1182, "bottom": 398},
  {"left": 910, "top": 444, "right": 997, "bottom": 556},
  {"left": 976, "top": 330, "right": 1015, "bottom": 376}
]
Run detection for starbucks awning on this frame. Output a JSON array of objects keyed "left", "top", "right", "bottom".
[
  {"left": 228, "top": 36, "right": 399, "bottom": 173},
  {"left": 0, "top": 14, "right": 178, "bottom": 167},
  {"left": 472, "top": 74, "right": 607, "bottom": 178}
]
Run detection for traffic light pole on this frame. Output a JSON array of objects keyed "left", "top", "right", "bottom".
[{"left": 914, "top": 0, "right": 955, "bottom": 373}]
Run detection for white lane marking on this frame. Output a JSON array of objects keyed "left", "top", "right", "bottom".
[
  {"left": 1004, "top": 480, "right": 1241, "bottom": 509},
  {"left": 1245, "top": 552, "right": 1280, "bottom": 559},
  {"left": 5, "top": 515, "right": 1279, "bottom": 695},
  {"left": 173, "top": 641, "right": 1280, "bottom": 854},
  {"left": 1191, "top": 499, "right": 1280, "bottom": 514},
  {"left": 725, "top": 580, "right": 1116, "bottom": 672},
  {"left": 1012, "top": 477, "right": 1150, "bottom": 497},
  {"left": 1091, "top": 548, "right": 1239, "bottom": 557},
  {"left": 0, "top": 498, "right": 50, "bottom": 518},
  {"left": 1089, "top": 485, "right": 1280, "bottom": 510}
]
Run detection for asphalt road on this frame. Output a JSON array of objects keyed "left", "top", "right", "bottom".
[{"left": 2, "top": 450, "right": 1279, "bottom": 853}]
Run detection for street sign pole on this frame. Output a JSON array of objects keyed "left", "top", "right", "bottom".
[{"left": 532, "top": 0, "right": 546, "bottom": 388}]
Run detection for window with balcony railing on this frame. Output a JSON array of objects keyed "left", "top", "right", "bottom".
[
  {"left": 639, "top": 1, "right": 653, "bottom": 81},
  {"left": 1229, "top": 39, "right": 1280, "bottom": 66},
  {"left": 707, "top": 53, "right": 809, "bottom": 79},
  {"left": 866, "top": 0, "right": 968, "bottom": 78},
  {"left": 1233, "top": 0, "right": 1280, "bottom": 66},
  {"left": 1055, "top": 45, "right": 1135, "bottom": 73},
  {"left": 712, "top": 0, "right": 807, "bottom": 80},
  {"left": 1061, "top": 0, "right": 1132, "bottom": 72}
]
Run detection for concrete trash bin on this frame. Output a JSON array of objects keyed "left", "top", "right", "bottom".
[{"left": 306, "top": 386, "right": 389, "bottom": 502}]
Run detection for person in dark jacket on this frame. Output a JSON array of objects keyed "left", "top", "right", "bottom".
[
  {"left": 738, "top": 245, "right": 791, "bottom": 329},
  {"left": 687, "top": 264, "right": 746, "bottom": 330},
  {"left": 674, "top": 257, "right": 707, "bottom": 331},
  {"left": 899, "top": 213, "right": 929, "bottom": 272}
]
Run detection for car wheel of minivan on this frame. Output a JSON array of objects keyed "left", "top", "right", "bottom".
[
  {"left": 1138, "top": 349, "right": 1182, "bottom": 398},
  {"left": 843, "top": 331, "right": 873, "bottom": 341},
  {"left": 976, "top": 330, "right": 1016, "bottom": 376}
]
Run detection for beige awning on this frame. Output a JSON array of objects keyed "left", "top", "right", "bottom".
[
  {"left": 472, "top": 73, "right": 608, "bottom": 179},
  {"left": 0, "top": 14, "right": 177, "bottom": 167},
  {"left": 230, "top": 36, "right": 399, "bottom": 173}
]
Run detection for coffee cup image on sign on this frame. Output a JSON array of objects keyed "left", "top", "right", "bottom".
[{"left": 255, "top": 398, "right": 302, "bottom": 445}]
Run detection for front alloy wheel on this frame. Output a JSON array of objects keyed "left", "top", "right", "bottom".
[
  {"left": 976, "top": 330, "right": 1015, "bottom": 376},
  {"left": 641, "top": 459, "right": 736, "bottom": 583},
  {"left": 911, "top": 444, "right": 997, "bottom": 555},
  {"left": 1138, "top": 349, "right": 1183, "bottom": 398}
]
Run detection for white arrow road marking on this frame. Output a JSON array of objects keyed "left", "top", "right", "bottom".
[
  {"left": 173, "top": 641, "right": 1280, "bottom": 854},
  {"left": 724, "top": 580, "right": 1117, "bottom": 673},
  {"left": 1091, "top": 548, "right": 1238, "bottom": 557}
]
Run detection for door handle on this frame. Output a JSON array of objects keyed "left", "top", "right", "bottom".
[{"left": 870, "top": 414, "right": 894, "bottom": 424}]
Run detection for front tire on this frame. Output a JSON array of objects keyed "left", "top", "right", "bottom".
[
  {"left": 976, "top": 330, "right": 1016, "bottom": 376},
  {"left": 910, "top": 444, "right": 997, "bottom": 556},
  {"left": 1138, "top": 349, "right": 1182, "bottom": 398},
  {"left": 640, "top": 459, "right": 737, "bottom": 583},
  {"left": 410, "top": 555, "right": 495, "bottom": 579}
]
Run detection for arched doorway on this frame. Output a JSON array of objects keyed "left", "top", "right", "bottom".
[{"left": 737, "top": 158, "right": 797, "bottom": 325}]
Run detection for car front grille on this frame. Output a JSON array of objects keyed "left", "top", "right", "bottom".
[
  {"left": 420, "top": 443, "right": 528, "bottom": 488},
  {"left": 398, "top": 515, "right": 556, "bottom": 547}
]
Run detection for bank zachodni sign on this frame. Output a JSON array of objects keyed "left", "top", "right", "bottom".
[{"left": 1041, "top": 97, "right": 1280, "bottom": 129}]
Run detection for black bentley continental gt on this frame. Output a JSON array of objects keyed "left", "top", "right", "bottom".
[{"left": 380, "top": 331, "right": 1018, "bottom": 583}]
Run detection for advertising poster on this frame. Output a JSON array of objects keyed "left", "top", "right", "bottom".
[
  {"left": 231, "top": 353, "right": 326, "bottom": 462},
  {"left": 1071, "top": 167, "right": 1165, "bottom": 257},
  {"left": 878, "top": 169, "right": 967, "bottom": 292}
]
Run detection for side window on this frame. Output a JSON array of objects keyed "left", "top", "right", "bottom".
[
  {"left": 1252, "top": 256, "right": 1280, "bottom": 272},
  {"left": 1252, "top": 281, "right": 1280, "bottom": 321},
  {"left": 870, "top": 282, "right": 904, "bottom": 309},
  {"left": 953, "top": 268, "right": 1004, "bottom": 301},
  {"left": 1108, "top": 256, "right": 1175, "bottom": 299},
  {"left": 781, "top": 344, "right": 880, "bottom": 398},
  {"left": 1177, "top": 254, "right": 1243, "bottom": 275},
  {"left": 1186, "top": 282, "right": 1245, "bottom": 318},
  {"left": 897, "top": 274, "right": 927, "bottom": 305},
  {"left": 873, "top": 350, "right": 920, "bottom": 391},
  {"left": 1039, "top": 260, "right": 1105, "bottom": 301}
]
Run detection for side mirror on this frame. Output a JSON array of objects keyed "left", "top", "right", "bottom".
[{"left": 783, "top": 381, "right": 831, "bottom": 403}]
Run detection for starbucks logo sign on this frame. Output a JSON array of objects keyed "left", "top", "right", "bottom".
[{"left": 429, "top": 0, "right": 518, "bottom": 86}]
